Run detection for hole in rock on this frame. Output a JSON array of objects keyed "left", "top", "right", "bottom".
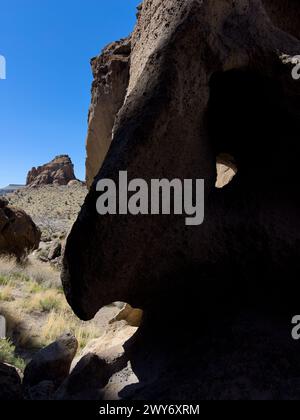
[
  {"left": 207, "top": 69, "right": 300, "bottom": 189},
  {"left": 216, "top": 153, "right": 238, "bottom": 188}
]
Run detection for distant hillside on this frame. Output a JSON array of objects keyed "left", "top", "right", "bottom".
[{"left": 0, "top": 184, "right": 25, "bottom": 196}]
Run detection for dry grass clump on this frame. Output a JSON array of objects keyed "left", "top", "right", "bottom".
[
  {"left": 40, "top": 310, "right": 100, "bottom": 350},
  {"left": 0, "top": 256, "right": 103, "bottom": 358},
  {"left": 21, "top": 289, "right": 65, "bottom": 314},
  {"left": 0, "top": 284, "right": 15, "bottom": 302},
  {"left": 0, "top": 256, "right": 60, "bottom": 288}
]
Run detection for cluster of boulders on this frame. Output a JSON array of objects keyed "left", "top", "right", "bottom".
[
  {"left": 0, "top": 308, "right": 141, "bottom": 401},
  {"left": 0, "top": 197, "right": 41, "bottom": 259},
  {"left": 0, "top": 333, "right": 78, "bottom": 400},
  {"left": 26, "top": 155, "right": 76, "bottom": 187}
]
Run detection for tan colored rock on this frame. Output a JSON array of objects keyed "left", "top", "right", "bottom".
[
  {"left": 110, "top": 304, "right": 143, "bottom": 327},
  {"left": 26, "top": 155, "right": 76, "bottom": 187},
  {"left": 85, "top": 38, "right": 131, "bottom": 189},
  {"left": 216, "top": 154, "right": 238, "bottom": 189}
]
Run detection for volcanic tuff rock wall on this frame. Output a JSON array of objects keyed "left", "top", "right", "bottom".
[
  {"left": 85, "top": 0, "right": 300, "bottom": 189},
  {"left": 85, "top": 39, "right": 131, "bottom": 188},
  {"left": 63, "top": 0, "right": 300, "bottom": 399}
]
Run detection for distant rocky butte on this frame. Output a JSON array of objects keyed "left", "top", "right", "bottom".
[
  {"left": 0, "top": 185, "right": 25, "bottom": 196},
  {"left": 26, "top": 155, "right": 76, "bottom": 187}
]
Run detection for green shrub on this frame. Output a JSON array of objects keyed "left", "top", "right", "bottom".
[{"left": 0, "top": 339, "right": 26, "bottom": 371}]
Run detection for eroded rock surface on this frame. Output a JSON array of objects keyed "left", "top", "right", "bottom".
[
  {"left": 62, "top": 0, "right": 300, "bottom": 400},
  {"left": 86, "top": 38, "right": 131, "bottom": 188}
]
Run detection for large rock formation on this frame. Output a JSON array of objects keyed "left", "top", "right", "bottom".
[
  {"left": 86, "top": 38, "right": 131, "bottom": 188},
  {"left": 0, "top": 198, "right": 41, "bottom": 259},
  {"left": 62, "top": 0, "right": 300, "bottom": 399},
  {"left": 26, "top": 155, "right": 76, "bottom": 187}
]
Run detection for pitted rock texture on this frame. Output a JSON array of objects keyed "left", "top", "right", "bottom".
[
  {"left": 86, "top": 38, "right": 131, "bottom": 188},
  {"left": 63, "top": 0, "right": 300, "bottom": 400},
  {"left": 26, "top": 155, "right": 76, "bottom": 187}
]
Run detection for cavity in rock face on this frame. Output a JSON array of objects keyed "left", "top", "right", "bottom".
[{"left": 62, "top": 0, "right": 300, "bottom": 400}]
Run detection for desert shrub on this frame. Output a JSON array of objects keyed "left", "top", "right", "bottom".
[
  {"left": 22, "top": 290, "right": 64, "bottom": 313},
  {"left": 0, "top": 339, "right": 25, "bottom": 371},
  {"left": 0, "top": 285, "right": 15, "bottom": 302},
  {"left": 0, "top": 275, "right": 9, "bottom": 286}
]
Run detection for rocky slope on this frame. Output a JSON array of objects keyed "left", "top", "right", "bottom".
[
  {"left": 62, "top": 0, "right": 300, "bottom": 400},
  {"left": 7, "top": 184, "right": 87, "bottom": 240},
  {"left": 26, "top": 155, "right": 76, "bottom": 187}
]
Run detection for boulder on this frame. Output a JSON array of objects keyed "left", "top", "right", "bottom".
[
  {"left": 62, "top": 0, "right": 300, "bottom": 400},
  {"left": 0, "top": 197, "right": 8, "bottom": 209},
  {"left": 25, "top": 380, "right": 55, "bottom": 401},
  {"left": 26, "top": 155, "right": 76, "bottom": 187},
  {"left": 0, "top": 362, "right": 23, "bottom": 400},
  {"left": 67, "top": 180, "right": 84, "bottom": 188},
  {"left": 55, "top": 354, "right": 112, "bottom": 400},
  {"left": 48, "top": 240, "right": 62, "bottom": 261},
  {"left": 0, "top": 202, "right": 41, "bottom": 259},
  {"left": 55, "top": 323, "right": 138, "bottom": 400},
  {"left": 23, "top": 333, "right": 78, "bottom": 392}
]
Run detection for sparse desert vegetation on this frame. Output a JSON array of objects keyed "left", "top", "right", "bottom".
[
  {"left": 0, "top": 339, "right": 25, "bottom": 371},
  {"left": 0, "top": 256, "right": 118, "bottom": 370},
  {"left": 7, "top": 184, "right": 87, "bottom": 239},
  {"left": 0, "top": 184, "right": 125, "bottom": 376}
]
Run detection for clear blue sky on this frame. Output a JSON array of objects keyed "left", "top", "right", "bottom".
[{"left": 0, "top": 0, "right": 137, "bottom": 187}]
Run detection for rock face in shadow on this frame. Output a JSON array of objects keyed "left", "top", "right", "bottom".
[
  {"left": 0, "top": 363, "right": 23, "bottom": 401},
  {"left": 0, "top": 199, "right": 41, "bottom": 259},
  {"left": 62, "top": 0, "right": 300, "bottom": 400},
  {"left": 26, "top": 155, "right": 76, "bottom": 187},
  {"left": 85, "top": 38, "right": 131, "bottom": 188},
  {"left": 262, "top": 0, "right": 300, "bottom": 39},
  {"left": 23, "top": 333, "right": 78, "bottom": 396}
]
